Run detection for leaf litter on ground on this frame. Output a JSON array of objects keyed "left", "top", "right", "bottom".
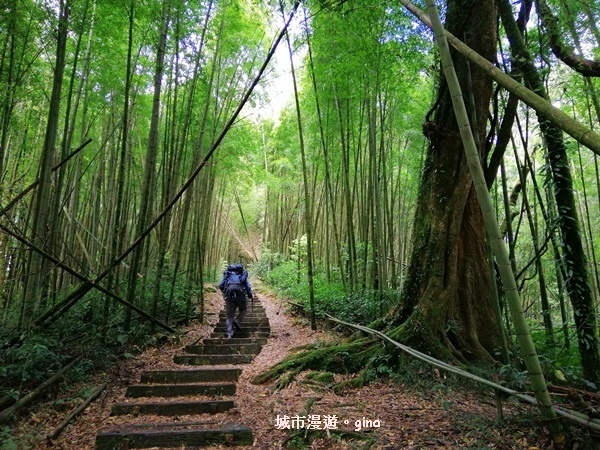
[{"left": 8, "top": 286, "right": 556, "bottom": 449}]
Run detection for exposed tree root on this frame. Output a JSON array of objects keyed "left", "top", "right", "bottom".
[
  {"left": 253, "top": 309, "right": 464, "bottom": 392},
  {"left": 252, "top": 337, "right": 380, "bottom": 390},
  {"left": 304, "top": 371, "right": 334, "bottom": 383}
]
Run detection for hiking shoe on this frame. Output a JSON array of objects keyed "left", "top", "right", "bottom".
[
  {"left": 226, "top": 333, "right": 233, "bottom": 339},
  {"left": 233, "top": 321, "right": 242, "bottom": 331}
]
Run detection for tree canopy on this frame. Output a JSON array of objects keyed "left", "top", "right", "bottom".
[{"left": 1, "top": 0, "right": 600, "bottom": 444}]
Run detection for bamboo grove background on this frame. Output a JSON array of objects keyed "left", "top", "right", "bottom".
[{"left": 1, "top": 0, "right": 600, "bottom": 384}]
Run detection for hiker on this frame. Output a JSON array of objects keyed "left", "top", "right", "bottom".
[{"left": 218, "top": 263, "right": 253, "bottom": 339}]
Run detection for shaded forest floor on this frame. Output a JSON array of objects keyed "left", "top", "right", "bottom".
[{"left": 8, "top": 284, "right": 591, "bottom": 449}]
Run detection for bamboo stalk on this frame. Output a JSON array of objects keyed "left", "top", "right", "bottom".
[
  {"left": 423, "top": 0, "right": 563, "bottom": 442},
  {"left": 398, "top": 0, "right": 600, "bottom": 155},
  {"left": 47, "top": 383, "right": 107, "bottom": 440},
  {"left": 0, "top": 357, "right": 81, "bottom": 424}
]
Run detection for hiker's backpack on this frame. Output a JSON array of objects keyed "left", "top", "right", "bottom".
[{"left": 224, "top": 268, "right": 246, "bottom": 297}]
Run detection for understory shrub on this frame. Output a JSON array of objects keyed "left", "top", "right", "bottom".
[
  {"left": 529, "top": 327, "right": 588, "bottom": 388},
  {"left": 0, "top": 268, "right": 198, "bottom": 395},
  {"left": 261, "top": 259, "right": 393, "bottom": 325}
]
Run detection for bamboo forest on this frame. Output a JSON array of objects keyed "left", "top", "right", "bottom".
[{"left": 2, "top": 0, "right": 600, "bottom": 448}]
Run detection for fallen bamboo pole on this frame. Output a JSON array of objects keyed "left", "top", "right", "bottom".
[
  {"left": 47, "top": 383, "right": 107, "bottom": 440},
  {"left": 0, "top": 357, "right": 81, "bottom": 424}
]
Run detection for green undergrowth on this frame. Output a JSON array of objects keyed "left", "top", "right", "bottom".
[
  {"left": 255, "top": 253, "right": 598, "bottom": 446},
  {"left": 0, "top": 270, "right": 199, "bottom": 406},
  {"left": 252, "top": 298, "right": 599, "bottom": 448},
  {"left": 257, "top": 253, "right": 592, "bottom": 391},
  {"left": 258, "top": 258, "right": 396, "bottom": 326},
  {"left": 284, "top": 427, "right": 378, "bottom": 450},
  {"left": 528, "top": 328, "right": 588, "bottom": 389},
  {"left": 253, "top": 311, "right": 599, "bottom": 447}
]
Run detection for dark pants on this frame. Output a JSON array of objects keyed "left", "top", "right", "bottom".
[{"left": 225, "top": 293, "right": 247, "bottom": 337}]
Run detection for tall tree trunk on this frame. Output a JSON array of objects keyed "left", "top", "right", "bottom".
[
  {"left": 400, "top": 0, "right": 600, "bottom": 155},
  {"left": 61, "top": 0, "right": 95, "bottom": 286},
  {"left": 22, "top": 1, "right": 70, "bottom": 327},
  {"left": 304, "top": 13, "right": 344, "bottom": 285},
  {"left": 336, "top": 94, "right": 357, "bottom": 290},
  {"left": 124, "top": 0, "right": 170, "bottom": 330},
  {"left": 392, "top": 0, "right": 501, "bottom": 362},
  {"left": 426, "top": 0, "right": 561, "bottom": 438},
  {"left": 513, "top": 150, "right": 554, "bottom": 344},
  {"left": 104, "top": 0, "right": 135, "bottom": 332},
  {"left": 165, "top": 0, "right": 214, "bottom": 322},
  {"left": 151, "top": 6, "right": 182, "bottom": 324},
  {"left": 283, "top": 4, "right": 316, "bottom": 330},
  {"left": 499, "top": 0, "right": 600, "bottom": 385},
  {"left": 0, "top": 1, "right": 18, "bottom": 185}
]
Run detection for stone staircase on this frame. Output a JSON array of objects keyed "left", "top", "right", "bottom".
[{"left": 95, "top": 300, "right": 270, "bottom": 449}]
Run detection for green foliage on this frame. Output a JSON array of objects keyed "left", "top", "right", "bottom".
[
  {"left": 0, "top": 426, "right": 18, "bottom": 450},
  {"left": 261, "top": 253, "right": 394, "bottom": 325},
  {"left": 498, "top": 364, "right": 530, "bottom": 392},
  {"left": 363, "top": 354, "right": 394, "bottom": 382},
  {"left": 284, "top": 428, "right": 377, "bottom": 450},
  {"left": 0, "top": 264, "right": 197, "bottom": 400},
  {"left": 252, "top": 247, "right": 285, "bottom": 278},
  {"left": 138, "top": 269, "right": 199, "bottom": 322},
  {"left": 529, "top": 327, "right": 586, "bottom": 388},
  {"left": 0, "top": 335, "right": 64, "bottom": 384}
]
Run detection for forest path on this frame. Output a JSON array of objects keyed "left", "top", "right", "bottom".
[
  {"left": 28, "top": 285, "right": 548, "bottom": 449},
  {"left": 94, "top": 296, "right": 271, "bottom": 448}
]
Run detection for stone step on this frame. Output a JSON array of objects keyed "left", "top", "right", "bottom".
[
  {"left": 213, "top": 326, "right": 271, "bottom": 333},
  {"left": 174, "top": 354, "right": 254, "bottom": 365},
  {"left": 215, "top": 318, "right": 270, "bottom": 325},
  {"left": 210, "top": 331, "right": 270, "bottom": 339},
  {"left": 126, "top": 382, "right": 236, "bottom": 398},
  {"left": 213, "top": 324, "right": 270, "bottom": 332},
  {"left": 202, "top": 337, "right": 268, "bottom": 346},
  {"left": 220, "top": 307, "right": 266, "bottom": 312},
  {"left": 96, "top": 422, "right": 253, "bottom": 449},
  {"left": 111, "top": 399, "right": 234, "bottom": 416},
  {"left": 185, "top": 342, "right": 262, "bottom": 355},
  {"left": 140, "top": 367, "right": 242, "bottom": 384},
  {"left": 218, "top": 311, "right": 266, "bottom": 317},
  {"left": 93, "top": 302, "right": 271, "bottom": 448},
  {"left": 217, "top": 315, "right": 267, "bottom": 322}
]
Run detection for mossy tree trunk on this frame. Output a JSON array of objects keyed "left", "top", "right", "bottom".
[
  {"left": 499, "top": 0, "right": 600, "bottom": 386},
  {"left": 390, "top": 0, "right": 500, "bottom": 362},
  {"left": 254, "top": 0, "right": 501, "bottom": 388}
]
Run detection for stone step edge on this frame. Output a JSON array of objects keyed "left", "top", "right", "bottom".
[
  {"left": 173, "top": 354, "right": 254, "bottom": 365},
  {"left": 202, "top": 337, "right": 268, "bottom": 344},
  {"left": 184, "top": 343, "right": 262, "bottom": 355},
  {"left": 111, "top": 399, "right": 235, "bottom": 416},
  {"left": 210, "top": 332, "right": 270, "bottom": 338},
  {"left": 126, "top": 382, "right": 236, "bottom": 397},
  {"left": 140, "top": 367, "right": 242, "bottom": 383},
  {"left": 95, "top": 422, "right": 253, "bottom": 449}
]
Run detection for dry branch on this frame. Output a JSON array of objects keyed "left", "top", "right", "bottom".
[
  {"left": 326, "top": 314, "right": 600, "bottom": 432},
  {"left": 47, "top": 383, "right": 107, "bottom": 440},
  {"left": 0, "top": 394, "right": 17, "bottom": 411},
  {"left": 0, "top": 357, "right": 81, "bottom": 424},
  {"left": 0, "top": 222, "right": 175, "bottom": 335}
]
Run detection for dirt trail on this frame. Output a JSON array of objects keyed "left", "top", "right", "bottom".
[{"left": 13, "top": 286, "right": 549, "bottom": 449}]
